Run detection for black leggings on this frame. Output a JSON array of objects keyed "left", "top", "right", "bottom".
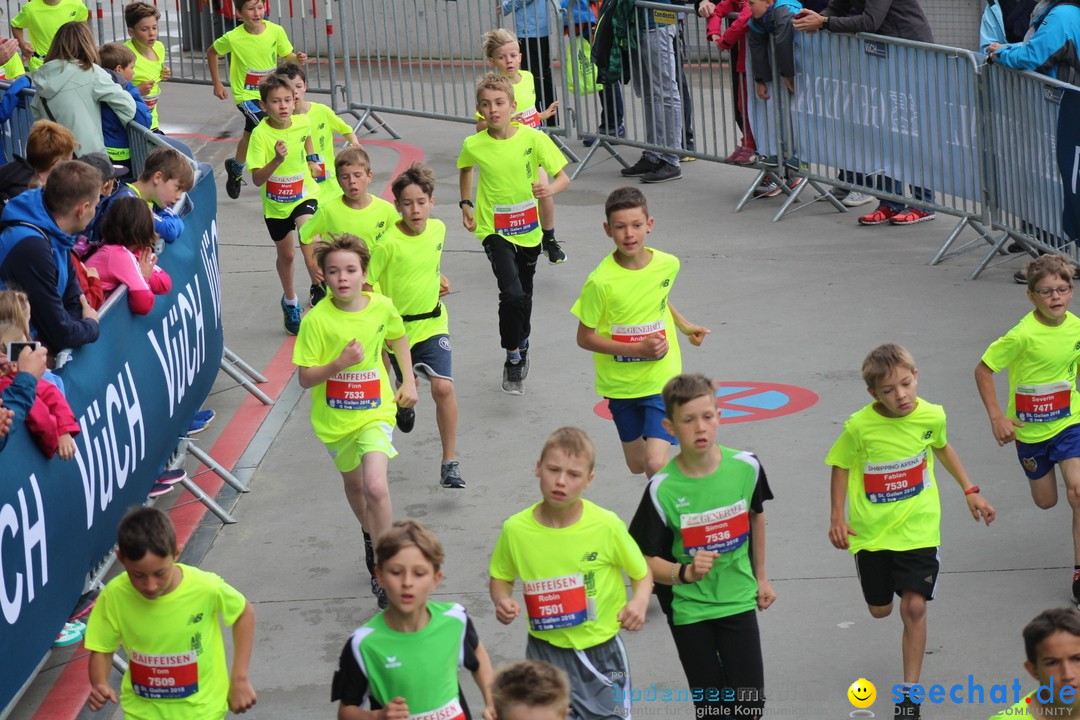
[
  {"left": 482, "top": 234, "right": 540, "bottom": 350},
  {"left": 669, "top": 609, "right": 765, "bottom": 717}
]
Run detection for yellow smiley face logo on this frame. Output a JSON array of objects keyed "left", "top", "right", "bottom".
[{"left": 847, "top": 678, "right": 876, "bottom": 709}]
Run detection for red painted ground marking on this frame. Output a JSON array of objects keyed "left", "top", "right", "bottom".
[{"left": 593, "top": 381, "right": 819, "bottom": 425}]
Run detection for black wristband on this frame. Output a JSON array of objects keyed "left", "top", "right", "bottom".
[
  {"left": 459, "top": 199, "right": 474, "bottom": 209},
  {"left": 678, "top": 563, "right": 690, "bottom": 584}
]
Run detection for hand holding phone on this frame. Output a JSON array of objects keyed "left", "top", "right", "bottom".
[{"left": 6, "top": 341, "right": 40, "bottom": 360}]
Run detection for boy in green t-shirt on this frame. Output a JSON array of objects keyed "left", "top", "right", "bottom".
[
  {"left": 332, "top": 519, "right": 495, "bottom": 720},
  {"left": 292, "top": 234, "right": 418, "bottom": 609},
  {"left": 124, "top": 1, "right": 169, "bottom": 131},
  {"left": 976, "top": 254, "right": 1080, "bottom": 605},
  {"left": 457, "top": 73, "right": 570, "bottom": 396},
  {"left": 85, "top": 507, "right": 256, "bottom": 719},
  {"left": 629, "top": 373, "right": 775, "bottom": 719},
  {"left": 207, "top": 0, "right": 306, "bottom": 199},
  {"left": 491, "top": 660, "right": 571, "bottom": 720},
  {"left": 489, "top": 427, "right": 652, "bottom": 720},
  {"left": 248, "top": 73, "right": 319, "bottom": 335},
  {"left": 365, "top": 163, "right": 463, "bottom": 490},
  {"left": 274, "top": 62, "right": 359, "bottom": 200},
  {"left": 830, "top": 344, "right": 995, "bottom": 719},
  {"left": 571, "top": 186, "right": 709, "bottom": 479},
  {"left": 11, "top": 0, "right": 88, "bottom": 70},
  {"left": 988, "top": 607, "right": 1080, "bottom": 718}
]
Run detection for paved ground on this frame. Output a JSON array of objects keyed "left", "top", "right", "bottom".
[{"left": 13, "top": 79, "right": 1073, "bottom": 720}]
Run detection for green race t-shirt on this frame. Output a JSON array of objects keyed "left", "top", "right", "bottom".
[
  {"left": 292, "top": 293, "right": 404, "bottom": 442},
  {"left": 456, "top": 124, "right": 567, "bottom": 247},
  {"left": 125, "top": 39, "right": 166, "bottom": 129},
  {"left": 84, "top": 564, "right": 247, "bottom": 720},
  {"left": 825, "top": 399, "right": 947, "bottom": 553},
  {"left": 571, "top": 247, "right": 682, "bottom": 399},
  {"left": 367, "top": 220, "right": 449, "bottom": 346},
  {"left": 982, "top": 311, "right": 1080, "bottom": 443},
  {"left": 248, "top": 115, "right": 316, "bottom": 219},
  {"left": 629, "top": 447, "right": 773, "bottom": 626},
  {"left": 211, "top": 21, "right": 292, "bottom": 104},
  {"left": 12, "top": 0, "right": 88, "bottom": 69},
  {"left": 489, "top": 499, "right": 648, "bottom": 650}
]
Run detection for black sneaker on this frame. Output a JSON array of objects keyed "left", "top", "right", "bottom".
[
  {"left": 371, "top": 574, "right": 388, "bottom": 609},
  {"left": 224, "top": 157, "right": 245, "bottom": 199},
  {"left": 440, "top": 460, "right": 466, "bottom": 489},
  {"left": 281, "top": 296, "right": 302, "bottom": 335},
  {"left": 309, "top": 283, "right": 326, "bottom": 306},
  {"left": 502, "top": 359, "right": 524, "bottom": 395},
  {"left": 1072, "top": 571, "right": 1080, "bottom": 606},
  {"left": 761, "top": 154, "right": 780, "bottom": 167},
  {"left": 640, "top": 162, "right": 682, "bottom": 184},
  {"left": 621, "top": 155, "right": 662, "bottom": 177},
  {"left": 1014, "top": 270, "right": 1028, "bottom": 284},
  {"left": 895, "top": 691, "right": 921, "bottom": 719},
  {"left": 519, "top": 345, "right": 530, "bottom": 380},
  {"left": 543, "top": 237, "right": 567, "bottom": 264},
  {"left": 396, "top": 405, "right": 415, "bottom": 433},
  {"left": 363, "top": 531, "right": 375, "bottom": 576}
]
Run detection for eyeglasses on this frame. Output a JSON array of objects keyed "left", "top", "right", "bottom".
[{"left": 1034, "top": 286, "right": 1074, "bottom": 298}]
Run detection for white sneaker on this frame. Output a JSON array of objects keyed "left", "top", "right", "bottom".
[{"left": 841, "top": 191, "right": 874, "bottom": 207}]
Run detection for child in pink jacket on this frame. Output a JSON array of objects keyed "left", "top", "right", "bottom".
[
  {"left": 707, "top": 0, "right": 756, "bottom": 165},
  {"left": 0, "top": 322, "right": 79, "bottom": 458},
  {"left": 85, "top": 196, "right": 171, "bottom": 315}
]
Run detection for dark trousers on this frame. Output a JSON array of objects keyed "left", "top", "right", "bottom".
[
  {"left": 519, "top": 36, "right": 556, "bottom": 127},
  {"left": 669, "top": 609, "right": 765, "bottom": 717},
  {"left": 482, "top": 234, "right": 540, "bottom": 350}
]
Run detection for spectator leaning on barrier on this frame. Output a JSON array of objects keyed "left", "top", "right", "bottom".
[
  {"left": 500, "top": 0, "right": 559, "bottom": 128},
  {"left": 30, "top": 21, "right": 137, "bottom": 158},
  {"left": 987, "top": 0, "right": 1080, "bottom": 83},
  {"left": 0, "top": 339, "right": 47, "bottom": 453},
  {"left": 0, "top": 160, "right": 102, "bottom": 353}
]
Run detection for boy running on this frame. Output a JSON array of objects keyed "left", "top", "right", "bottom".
[
  {"left": 832, "top": 344, "right": 995, "bottom": 719},
  {"left": 366, "top": 163, "right": 464, "bottom": 490},
  {"left": 571, "top": 186, "right": 709, "bottom": 479},
  {"left": 208, "top": 0, "right": 306, "bottom": 199},
  {"left": 989, "top": 608, "right": 1080, "bottom": 718},
  {"left": 124, "top": 1, "right": 170, "bottom": 131},
  {"left": 458, "top": 73, "right": 570, "bottom": 395},
  {"left": 489, "top": 427, "right": 652, "bottom": 720},
  {"left": 11, "top": 0, "right": 89, "bottom": 71},
  {"left": 977, "top": 254, "right": 1080, "bottom": 605}
]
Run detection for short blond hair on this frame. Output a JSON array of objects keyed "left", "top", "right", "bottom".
[
  {"left": 482, "top": 27, "right": 518, "bottom": 60},
  {"left": 475, "top": 73, "right": 514, "bottom": 106},
  {"left": 861, "top": 343, "right": 917, "bottom": 390},
  {"left": 539, "top": 427, "right": 596, "bottom": 472}
]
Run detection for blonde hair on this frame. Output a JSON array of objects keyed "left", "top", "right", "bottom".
[
  {"left": 0, "top": 290, "right": 31, "bottom": 338},
  {"left": 475, "top": 73, "right": 514, "bottom": 106},
  {"left": 539, "top": 427, "right": 596, "bottom": 472},
  {"left": 861, "top": 343, "right": 917, "bottom": 390},
  {"left": 481, "top": 27, "right": 518, "bottom": 60},
  {"left": 0, "top": 321, "right": 26, "bottom": 345}
]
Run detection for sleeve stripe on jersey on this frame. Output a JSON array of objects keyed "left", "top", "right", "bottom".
[
  {"left": 734, "top": 450, "right": 761, "bottom": 477},
  {"left": 648, "top": 473, "right": 668, "bottom": 525},
  {"left": 351, "top": 627, "right": 375, "bottom": 707},
  {"left": 446, "top": 602, "right": 468, "bottom": 667}
]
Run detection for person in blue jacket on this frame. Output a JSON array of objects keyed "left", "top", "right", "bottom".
[
  {"left": 988, "top": 0, "right": 1080, "bottom": 82},
  {"left": 99, "top": 43, "right": 153, "bottom": 181}
]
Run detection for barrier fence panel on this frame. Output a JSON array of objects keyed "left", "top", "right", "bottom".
[
  {"left": 969, "top": 64, "right": 1079, "bottom": 278},
  {"left": 0, "top": 169, "right": 223, "bottom": 715}
]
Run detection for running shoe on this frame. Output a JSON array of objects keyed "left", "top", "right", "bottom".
[
  {"left": 224, "top": 157, "right": 245, "bottom": 200},
  {"left": 895, "top": 691, "right": 921, "bottom": 719},
  {"left": 371, "top": 574, "right": 388, "bottom": 609},
  {"left": 148, "top": 482, "right": 173, "bottom": 499},
  {"left": 440, "top": 460, "right": 466, "bottom": 489},
  {"left": 281, "top": 296, "right": 302, "bottom": 335},
  {"left": 841, "top": 191, "right": 875, "bottom": 207},
  {"left": 519, "top": 345, "right": 530, "bottom": 380},
  {"left": 640, "top": 162, "right": 682, "bottom": 184},
  {"left": 724, "top": 145, "right": 758, "bottom": 165},
  {"left": 858, "top": 204, "right": 899, "bottom": 226},
  {"left": 543, "top": 237, "right": 567, "bottom": 265},
  {"left": 621, "top": 156, "right": 662, "bottom": 177},
  {"left": 157, "top": 469, "right": 187, "bottom": 486},
  {"left": 502, "top": 359, "right": 524, "bottom": 395},
  {"left": 363, "top": 531, "right": 375, "bottom": 576},
  {"left": 310, "top": 283, "right": 327, "bottom": 306},
  {"left": 753, "top": 181, "right": 782, "bottom": 198},
  {"left": 396, "top": 405, "right": 415, "bottom": 433},
  {"left": 890, "top": 208, "right": 936, "bottom": 225}
]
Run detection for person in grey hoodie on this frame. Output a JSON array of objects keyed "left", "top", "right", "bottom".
[{"left": 30, "top": 21, "right": 135, "bottom": 157}]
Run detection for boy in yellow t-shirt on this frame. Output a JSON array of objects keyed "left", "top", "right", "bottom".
[
  {"left": 85, "top": 507, "right": 256, "bottom": 719},
  {"left": 829, "top": 344, "right": 995, "bottom": 719},
  {"left": 457, "top": 73, "right": 570, "bottom": 396},
  {"left": 366, "top": 163, "right": 462, "bottom": 490},
  {"left": 988, "top": 608, "right": 1080, "bottom": 719},
  {"left": 489, "top": 427, "right": 652, "bottom": 720},
  {"left": 124, "top": 1, "right": 169, "bottom": 131},
  {"left": 11, "top": 0, "right": 88, "bottom": 70},
  {"left": 293, "top": 234, "right": 418, "bottom": 609},
  {"left": 571, "top": 186, "right": 708, "bottom": 479},
  {"left": 299, "top": 146, "right": 397, "bottom": 306},
  {"left": 976, "top": 254, "right": 1080, "bottom": 606},
  {"left": 247, "top": 73, "right": 319, "bottom": 335},
  {"left": 207, "top": 0, "right": 306, "bottom": 199},
  {"left": 274, "top": 62, "right": 359, "bottom": 199}
]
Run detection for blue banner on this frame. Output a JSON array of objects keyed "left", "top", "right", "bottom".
[{"left": 0, "top": 172, "right": 223, "bottom": 711}]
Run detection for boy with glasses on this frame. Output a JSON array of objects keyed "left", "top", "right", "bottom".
[{"left": 976, "top": 253, "right": 1080, "bottom": 605}]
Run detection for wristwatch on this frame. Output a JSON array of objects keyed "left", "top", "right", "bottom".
[{"left": 823, "top": 15, "right": 830, "bottom": 30}]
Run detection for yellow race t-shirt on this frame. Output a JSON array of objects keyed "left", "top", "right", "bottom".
[
  {"left": 301, "top": 101, "right": 353, "bottom": 196},
  {"left": 292, "top": 293, "right": 405, "bottom": 443},
  {"left": 475, "top": 69, "right": 541, "bottom": 128},
  {"left": 0, "top": 53, "right": 25, "bottom": 80},
  {"left": 981, "top": 311, "right": 1080, "bottom": 444},
  {"left": 456, "top": 124, "right": 567, "bottom": 247},
  {"left": 571, "top": 248, "right": 682, "bottom": 399},
  {"left": 12, "top": 0, "right": 88, "bottom": 70},
  {"left": 298, "top": 193, "right": 397, "bottom": 247},
  {"left": 988, "top": 691, "right": 1038, "bottom": 718},
  {"left": 211, "top": 21, "right": 292, "bottom": 104},
  {"left": 247, "top": 115, "right": 316, "bottom": 219},
  {"left": 83, "top": 564, "right": 247, "bottom": 720},
  {"left": 825, "top": 399, "right": 948, "bottom": 553},
  {"left": 489, "top": 499, "right": 648, "bottom": 650},
  {"left": 125, "top": 39, "right": 166, "bottom": 129},
  {"left": 367, "top": 220, "right": 448, "bottom": 346}
]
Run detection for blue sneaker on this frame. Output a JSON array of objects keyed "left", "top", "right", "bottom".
[
  {"left": 188, "top": 409, "right": 215, "bottom": 435},
  {"left": 281, "top": 296, "right": 302, "bottom": 335}
]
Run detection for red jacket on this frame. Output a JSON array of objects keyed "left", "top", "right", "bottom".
[
  {"left": 71, "top": 250, "right": 104, "bottom": 310},
  {"left": 707, "top": 1, "right": 752, "bottom": 71},
  {"left": 0, "top": 373, "right": 79, "bottom": 457}
]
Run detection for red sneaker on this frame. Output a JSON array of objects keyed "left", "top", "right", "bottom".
[
  {"left": 858, "top": 204, "right": 898, "bottom": 226},
  {"left": 725, "top": 145, "right": 758, "bottom": 165},
  {"left": 889, "top": 207, "right": 937, "bottom": 225}
]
